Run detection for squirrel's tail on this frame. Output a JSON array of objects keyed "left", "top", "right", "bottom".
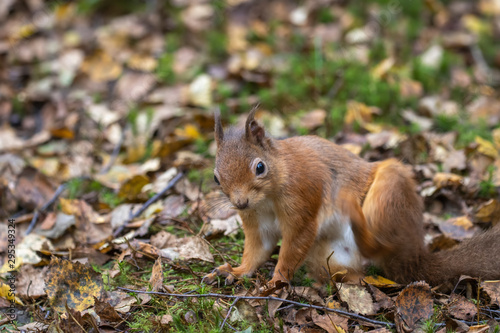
[
  {"left": 420, "top": 225, "right": 500, "bottom": 286},
  {"left": 343, "top": 158, "right": 500, "bottom": 285}
]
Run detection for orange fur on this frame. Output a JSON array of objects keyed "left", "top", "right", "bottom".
[{"left": 204, "top": 110, "right": 500, "bottom": 288}]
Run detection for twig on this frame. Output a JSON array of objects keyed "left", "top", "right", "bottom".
[
  {"left": 220, "top": 297, "right": 240, "bottom": 330},
  {"left": 113, "top": 171, "right": 184, "bottom": 237},
  {"left": 25, "top": 183, "right": 67, "bottom": 235},
  {"left": 116, "top": 286, "right": 395, "bottom": 327}
]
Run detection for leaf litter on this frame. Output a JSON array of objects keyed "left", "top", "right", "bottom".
[{"left": 1, "top": 0, "right": 500, "bottom": 331}]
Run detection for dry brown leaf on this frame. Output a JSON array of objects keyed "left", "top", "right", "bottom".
[
  {"left": 367, "top": 284, "right": 394, "bottom": 311},
  {"left": 160, "top": 194, "right": 186, "bottom": 219},
  {"left": 60, "top": 198, "right": 107, "bottom": 224},
  {"left": 81, "top": 50, "right": 122, "bottom": 82},
  {"left": 230, "top": 299, "right": 259, "bottom": 324},
  {"left": 13, "top": 167, "right": 55, "bottom": 210},
  {"left": 150, "top": 230, "right": 178, "bottom": 249},
  {"left": 44, "top": 257, "right": 104, "bottom": 312},
  {"left": 149, "top": 257, "right": 164, "bottom": 292},
  {"left": 268, "top": 289, "right": 288, "bottom": 318},
  {"left": 209, "top": 214, "right": 242, "bottom": 236},
  {"left": 161, "top": 236, "right": 214, "bottom": 263},
  {"left": 447, "top": 293, "right": 477, "bottom": 321},
  {"left": 300, "top": 109, "right": 327, "bottom": 130},
  {"left": 481, "top": 280, "right": 500, "bottom": 306},
  {"left": 94, "top": 297, "right": 123, "bottom": 324},
  {"left": 36, "top": 212, "right": 75, "bottom": 239},
  {"left": 310, "top": 310, "right": 348, "bottom": 333},
  {"left": 336, "top": 283, "right": 376, "bottom": 315},
  {"left": 395, "top": 281, "right": 433, "bottom": 332}
]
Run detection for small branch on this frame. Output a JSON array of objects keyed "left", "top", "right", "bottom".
[
  {"left": 25, "top": 183, "right": 67, "bottom": 235},
  {"left": 113, "top": 171, "right": 184, "bottom": 237},
  {"left": 220, "top": 297, "right": 240, "bottom": 330},
  {"left": 116, "top": 286, "right": 394, "bottom": 327}
]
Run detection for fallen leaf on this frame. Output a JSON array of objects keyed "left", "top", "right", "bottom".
[
  {"left": 395, "top": 281, "right": 433, "bottom": 332},
  {"left": 438, "top": 216, "right": 478, "bottom": 241},
  {"left": 81, "top": 50, "right": 122, "bottom": 82},
  {"left": 117, "top": 174, "right": 150, "bottom": 201},
  {"left": 363, "top": 275, "right": 398, "bottom": 287},
  {"left": 44, "top": 257, "right": 104, "bottom": 312},
  {"left": 481, "top": 280, "right": 500, "bottom": 306},
  {"left": 475, "top": 199, "right": 500, "bottom": 225},
  {"left": 475, "top": 136, "right": 498, "bottom": 159},
  {"left": 311, "top": 310, "right": 348, "bottom": 333},
  {"left": 336, "top": 283, "right": 376, "bottom": 315},
  {"left": 447, "top": 293, "right": 477, "bottom": 321},
  {"left": 371, "top": 57, "right": 395, "bottom": 79},
  {"left": 300, "top": 109, "right": 327, "bottom": 130},
  {"left": 188, "top": 74, "right": 212, "bottom": 108},
  {"left": 149, "top": 257, "right": 163, "bottom": 292},
  {"left": 0, "top": 281, "right": 23, "bottom": 305},
  {"left": 36, "top": 213, "right": 75, "bottom": 239},
  {"left": 94, "top": 297, "right": 123, "bottom": 324},
  {"left": 17, "top": 265, "right": 48, "bottom": 298},
  {"left": 433, "top": 172, "right": 463, "bottom": 189},
  {"left": 209, "top": 214, "right": 242, "bottom": 236}
]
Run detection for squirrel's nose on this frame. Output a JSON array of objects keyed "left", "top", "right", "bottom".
[{"left": 235, "top": 199, "right": 249, "bottom": 210}]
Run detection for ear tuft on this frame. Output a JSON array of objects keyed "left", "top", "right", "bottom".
[
  {"left": 245, "top": 105, "right": 265, "bottom": 144},
  {"left": 214, "top": 107, "right": 224, "bottom": 145}
]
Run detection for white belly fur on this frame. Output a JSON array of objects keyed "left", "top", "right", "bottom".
[
  {"left": 317, "top": 211, "right": 362, "bottom": 270},
  {"left": 256, "top": 200, "right": 280, "bottom": 252}
]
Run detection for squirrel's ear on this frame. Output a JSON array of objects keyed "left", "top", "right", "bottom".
[
  {"left": 245, "top": 105, "right": 265, "bottom": 144},
  {"left": 214, "top": 108, "right": 224, "bottom": 145}
]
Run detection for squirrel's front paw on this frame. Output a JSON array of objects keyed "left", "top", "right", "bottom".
[{"left": 202, "top": 263, "right": 238, "bottom": 286}]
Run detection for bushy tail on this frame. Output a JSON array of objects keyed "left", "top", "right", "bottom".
[
  {"left": 422, "top": 225, "right": 500, "bottom": 286},
  {"left": 344, "top": 159, "right": 500, "bottom": 286}
]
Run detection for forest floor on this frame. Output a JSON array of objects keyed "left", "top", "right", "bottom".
[{"left": 1, "top": 0, "right": 500, "bottom": 332}]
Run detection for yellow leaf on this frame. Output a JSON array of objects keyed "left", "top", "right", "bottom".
[
  {"left": 371, "top": 57, "right": 395, "bottom": 79},
  {"left": 475, "top": 199, "right": 500, "bottom": 225},
  {"left": 0, "top": 282, "right": 24, "bottom": 305},
  {"left": 344, "top": 101, "right": 379, "bottom": 126},
  {"left": 174, "top": 124, "right": 201, "bottom": 140},
  {"left": 128, "top": 54, "right": 158, "bottom": 72},
  {"left": 363, "top": 275, "right": 397, "bottom": 287},
  {"left": 475, "top": 136, "right": 498, "bottom": 159},
  {"left": 60, "top": 198, "right": 79, "bottom": 215},
  {"left": 433, "top": 172, "right": 463, "bottom": 189},
  {"left": 54, "top": 3, "right": 76, "bottom": 23},
  {"left": 81, "top": 51, "right": 123, "bottom": 82},
  {"left": 452, "top": 216, "right": 474, "bottom": 230},
  {"left": 492, "top": 128, "right": 500, "bottom": 149},
  {"left": 0, "top": 257, "right": 23, "bottom": 274},
  {"left": 118, "top": 175, "right": 150, "bottom": 201},
  {"left": 45, "top": 257, "right": 104, "bottom": 312},
  {"left": 462, "top": 15, "right": 491, "bottom": 34}
]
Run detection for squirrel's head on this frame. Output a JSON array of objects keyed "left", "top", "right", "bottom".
[{"left": 213, "top": 107, "right": 276, "bottom": 211}]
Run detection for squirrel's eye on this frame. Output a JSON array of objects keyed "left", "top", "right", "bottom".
[
  {"left": 256, "top": 162, "right": 265, "bottom": 175},
  {"left": 214, "top": 175, "right": 220, "bottom": 185}
]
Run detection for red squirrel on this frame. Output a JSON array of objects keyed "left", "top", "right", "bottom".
[{"left": 203, "top": 108, "right": 500, "bottom": 288}]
